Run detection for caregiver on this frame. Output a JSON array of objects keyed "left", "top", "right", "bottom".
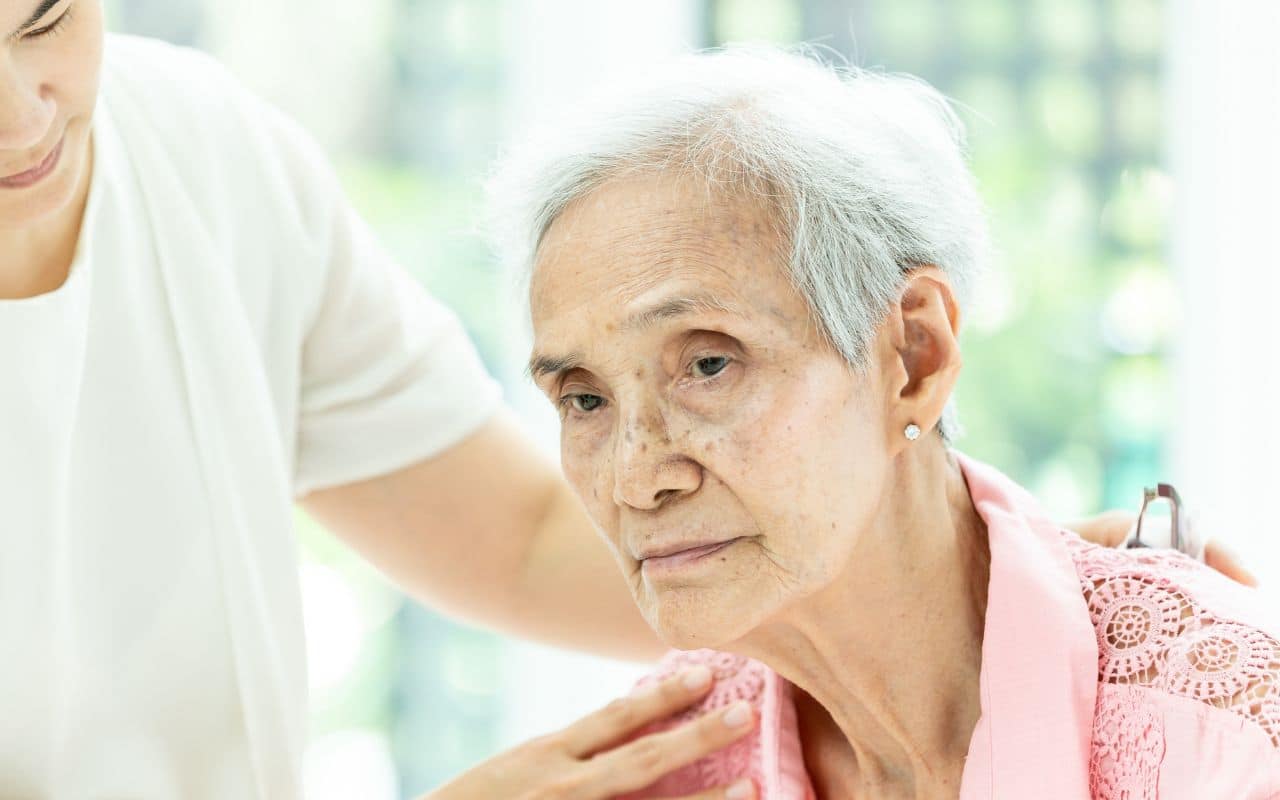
[{"left": 0, "top": 2, "right": 1252, "bottom": 798}]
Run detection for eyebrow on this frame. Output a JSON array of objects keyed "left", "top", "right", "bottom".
[
  {"left": 527, "top": 292, "right": 746, "bottom": 381},
  {"left": 13, "top": 0, "right": 61, "bottom": 36},
  {"left": 620, "top": 293, "right": 746, "bottom": 333},
  {"left": 527, "top": 353, "right": 582, "bottom": 381}
]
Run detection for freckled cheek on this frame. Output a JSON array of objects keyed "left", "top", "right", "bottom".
[
  {"left": 560, "top": 425, "right": 615, "bottom": 510},
  {"left": 677, "top": 370, "right": 750, "bottom": 421},
  {"left": 664, "top": 392, "right": 770, "bottom": 475},
  {"left": 713, "top": 388, "right": 803, "bottom": 463},
  {"left": 753, "top": 374, "right": 840, "bottom": 452},
  {"left": 672, "top": 384, "right": 763, "bottom": 457},
  {"left": 709, "top": 384, "right": 838, "bottom": 523}
]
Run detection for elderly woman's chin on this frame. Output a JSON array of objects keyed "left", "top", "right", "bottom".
[{"left": 633, "top": 557, "right": 788, "bottom": 650}]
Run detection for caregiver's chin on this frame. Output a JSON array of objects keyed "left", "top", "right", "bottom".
[{"left": 0, "top": 0, "right": 103, "bottom": 299}]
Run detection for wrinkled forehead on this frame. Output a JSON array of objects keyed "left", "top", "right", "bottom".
[{"left": 528, "top": 172, "right": 790, "bottom": 328}]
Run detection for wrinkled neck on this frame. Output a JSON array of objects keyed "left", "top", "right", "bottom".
[{"left": 735, "top": 443, "right": 990, "bottom": 797}]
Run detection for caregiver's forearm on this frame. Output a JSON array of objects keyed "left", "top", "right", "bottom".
[{"left": 300, "top": 410, "right": 664, "bottom": 661}]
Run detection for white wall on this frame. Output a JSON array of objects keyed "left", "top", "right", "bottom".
[{"left": 1169, "top": 0, "right": 1280, "bottom": 596}]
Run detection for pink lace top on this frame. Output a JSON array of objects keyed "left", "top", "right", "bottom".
[{"left": 621, "top": 454, "right": 1280, "bottom": 799}]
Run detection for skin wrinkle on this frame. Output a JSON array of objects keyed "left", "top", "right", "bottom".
[
  {"left": 530, "top": 169, "right": 989, "bottom": 798},
  {"left": 622, "top": 294, "right": 746, "bottom": 334}
]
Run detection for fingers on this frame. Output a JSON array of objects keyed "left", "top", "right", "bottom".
[
  {"left": 1071, "top": 511, "right": 1264, "bottom": 592},
  {"left": 582, "top": 699, "right": 758, "bottom": 797},
  {"left": 1204, "top": 539, "right": 1259, "bottom": 587},
  {"left": 1069, "top": 510, "right": 1137, "bottom": 548},
  {"left": 560, "top": 666, "right": 715, "bottom": 758},
  {"left": 657, "top": 778, "right": 756, "bottom": 800}
]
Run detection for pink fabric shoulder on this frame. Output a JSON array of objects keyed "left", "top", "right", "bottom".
[
  {"left": 619, "top": 532, "right": 1280, "bottom": 799},
  {"left": 1061, "top": 531, "right": 1280, "bottom": 799},
  {"left": 617, "top": 650, "right": 815, "bottom": 800}
]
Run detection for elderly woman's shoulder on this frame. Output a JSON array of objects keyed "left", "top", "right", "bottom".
[
  {"left": 1059, "top": 532, "right": 1280, "bottom": 754},
  {"left": 617, "top": 650, "right": 811, "bottom": 799}
]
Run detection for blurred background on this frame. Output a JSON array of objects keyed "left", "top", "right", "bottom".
[{"left": 101, "top": 0, "right": 1280, "bottom": 797}]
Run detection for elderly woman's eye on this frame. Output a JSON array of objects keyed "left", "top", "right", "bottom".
[
  {"left": 567, "top": 394, "right": 605, "bottom": 413},
  {"left": 692, "top": 356, "right": 730, "bottom": 378}
]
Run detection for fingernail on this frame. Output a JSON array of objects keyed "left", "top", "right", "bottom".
[
  {"left": 726, "top": 778, "right": 754, "bottom": 799},
  {"left": 722, "top": 700, "right": 752, "bottom": 728},
  {"left": 681, "top": 665, "right": 712, "bottom": 690}
]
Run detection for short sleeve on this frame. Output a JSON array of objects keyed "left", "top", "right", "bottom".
[
  {"left": 286, "top": 142, "right": 503, "bottom": 497},
  {"left": 180, "top": 62, "right": 506, "bottom": 498}
]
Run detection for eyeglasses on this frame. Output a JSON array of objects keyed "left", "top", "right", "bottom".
[{"left": 1126, "top": 483, "right": 1190, "bottom": 554}]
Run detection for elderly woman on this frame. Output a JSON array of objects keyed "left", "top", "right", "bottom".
[{"left": 490, "top": 48, "right": 1280, "bottom": 798}]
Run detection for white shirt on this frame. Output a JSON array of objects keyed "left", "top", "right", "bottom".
[{"left": 0, "top": 35, "right": 502, "bottom": 799}]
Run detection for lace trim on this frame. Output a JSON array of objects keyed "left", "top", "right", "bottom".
[
  {"left": 1063, "top": 535, "right": 1280, "bottom": 797},
  {"left": 1090, "top": 685, "right": 1165, "bottom": 800},
  {"left": 625, "top": 651, "right": 765, "bottom": 790}
]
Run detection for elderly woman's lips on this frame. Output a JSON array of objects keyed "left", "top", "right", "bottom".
[{"left": 640, "top": 537, "right": 743, "bottom": 576}]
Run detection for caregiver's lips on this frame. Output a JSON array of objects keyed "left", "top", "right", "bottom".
[
  {"left": 638, "top": 537, "right": 746, "bottom": 575},
  {"left": 0, "top": 136, "right": 64, "bottom": 190}
]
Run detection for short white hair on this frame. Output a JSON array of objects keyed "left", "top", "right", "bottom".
[{"left": 487, "top": 45, "right": 989, "bottom": 441}]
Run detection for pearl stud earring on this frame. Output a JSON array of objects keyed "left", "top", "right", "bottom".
[{"left": 904, "top": 423, "right": 922, "bottom": 441}]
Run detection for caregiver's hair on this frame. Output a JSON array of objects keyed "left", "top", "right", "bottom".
[{"left": 487, "top": 45, "right": 989, "bottom": 441}]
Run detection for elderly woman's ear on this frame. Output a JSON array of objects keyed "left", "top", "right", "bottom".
[{"left": 881, "top": 266, "right": 963, "bottom": 444}]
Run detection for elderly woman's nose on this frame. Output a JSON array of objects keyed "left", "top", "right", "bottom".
[
  {"left": 611, "top": 414, "right": 700, "bottom": 510},
  {"left": 0, "top": 61, "right": 55, "bottom": 151}
]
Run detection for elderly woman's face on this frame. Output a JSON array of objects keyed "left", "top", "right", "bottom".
[{"left": 530, "top": 174, "right": 898, "bottom": 648}]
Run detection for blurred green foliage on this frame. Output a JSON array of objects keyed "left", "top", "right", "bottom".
[{"left": 708, "top": 0, "right": 1174, "bottom": 518}]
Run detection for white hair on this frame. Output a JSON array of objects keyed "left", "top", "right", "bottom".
[{"left": 487, "top": 45, "right": 989, "bottom": 441}]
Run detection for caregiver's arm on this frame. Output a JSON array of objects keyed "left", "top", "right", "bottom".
[{"left": 300, "top": 409, "right": 666, "bottom": 661}]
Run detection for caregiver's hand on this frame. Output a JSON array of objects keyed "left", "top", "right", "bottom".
[
  {"left": 1071, "top": 511, "right": 1259, "bottom": 587},
  {"left": 421, "top": 666, "right": 757, "bottom": 800}
]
